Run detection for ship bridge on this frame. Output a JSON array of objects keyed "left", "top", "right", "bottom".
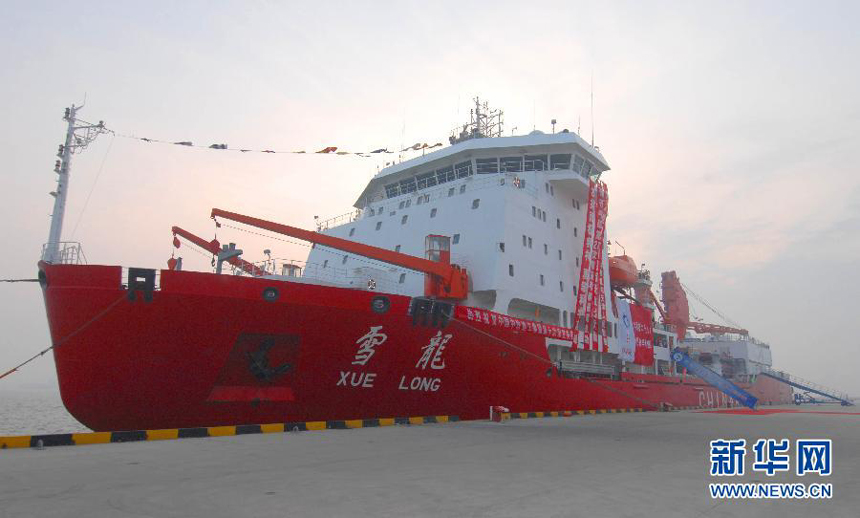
[{"left": 354, "top": 131, "right": 610, "bottom": 209}]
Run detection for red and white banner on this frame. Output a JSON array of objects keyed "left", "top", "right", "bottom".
[
  {"left": 630, "top": 304, "right": 654, "bottom": 365},
  {"left": 456, "top": 306, "right": 576, "bottom": 341}
]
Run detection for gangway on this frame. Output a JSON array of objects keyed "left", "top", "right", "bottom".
[
  {"left": 760, "top": 369, "right": 854, "bottom": 406},
  {"left": 671, "top": 350, "right": 758, "bottom": 409}
]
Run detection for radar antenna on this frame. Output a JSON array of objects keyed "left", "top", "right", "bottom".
[{"left": 449, "top": 97, "right": 504, "bottom": 144}]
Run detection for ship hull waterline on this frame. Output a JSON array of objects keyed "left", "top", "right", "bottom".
[{"left": 39, "top": 263, "right": 792, "bottom": 432}]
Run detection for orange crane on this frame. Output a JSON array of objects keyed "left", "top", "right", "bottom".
[
  {"left": 660, "top": 271, "right": 748, "bottom": 341},
  {"left": 170, "top": 225, "right": 267, "bottom": 277},
  {"left": 209, "top": 208, "right": 471, "bottom": 300}
]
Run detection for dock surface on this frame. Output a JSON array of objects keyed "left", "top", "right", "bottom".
[{"left": 2, "top": 406, "right": 857, "bottom": 517}]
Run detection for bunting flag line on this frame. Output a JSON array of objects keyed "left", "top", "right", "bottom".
[{"left": 107, "top": 128, "right": 443, "bottom": 158}]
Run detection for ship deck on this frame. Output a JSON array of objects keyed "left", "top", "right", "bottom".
[{"left": 2, "top": 405, "right": 857, "bottom": 517}]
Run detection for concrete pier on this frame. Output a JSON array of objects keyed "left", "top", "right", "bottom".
[{"left": 2, "top": 406, "right": 857, "bottom": 517}]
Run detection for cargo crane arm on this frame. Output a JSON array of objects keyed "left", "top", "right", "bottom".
[
  {"left": 210, "top": 208, "right": 470, "bottom": 300},
  {"left": 171, "top": 225, "right": 266, "bottom": 277}
]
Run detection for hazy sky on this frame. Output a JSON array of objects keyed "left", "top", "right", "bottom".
[{"left": 2, "top": 1, "right": 859, "bottom": 397}]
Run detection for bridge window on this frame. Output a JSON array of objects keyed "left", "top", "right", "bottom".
[
  {"left": 454, "top": 161, "right": 472, "bottom": 179},
  {"left": 416, "top": 172, "right": 437, "bottom": 190},
  {"left": 550, "top": 153, "right": 571, "bottom": 170},
  {"left": 436, "top": 166, "right": 456, "bottom": 184},
  {"left": 476, "top": 158, "right": 499, "bottom": 174},
  {"left": 472, "top": 199, "right": 480, "bottom": 209},
  {"left": 500, "top": 156, "right": 523, "bottom": 173},
  {"left": 430, "top": 208, "right": 437, "bottom": 218},
  {"left": 399, "top": 178, "right": 417, "bottom": 194},
  {"left": 524, "top": 155, "right": 547, "bottom": 171},
  {"left": 573, "top": 155, "right": 585, "bottom": 173},
  {"left": 385, "top": 184, "right": 400, "bottom": 198},
  {"left": 583, "top": 160, "right": 593, "bottom": 175}
]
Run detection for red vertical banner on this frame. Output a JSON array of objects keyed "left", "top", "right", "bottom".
[{"left": 630, "top": 304, "right": 654, "bottom": 365}]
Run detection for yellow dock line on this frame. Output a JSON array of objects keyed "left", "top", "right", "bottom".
[
  {"left": 500, "top": 407, "right": 647, "bottom": 420},
  {"left": 0, "top": 415, "right": 458, "bottom": 450}
]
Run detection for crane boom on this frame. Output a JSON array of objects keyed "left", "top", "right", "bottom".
[
  {"left": 209, "top": 208, "right": 470, "bottom": 300},
  {"left": 171, "top": 225, "right": 266, "bottom": 277}
]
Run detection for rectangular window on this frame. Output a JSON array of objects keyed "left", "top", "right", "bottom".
[
  {"left": 524, "top": 155, "right": 547, "bottom": 171},
  {"left": 323, "top": 260, "right": 328, "bottom": 268},
  {"left": 532, "top": 206, "right": 536, "bottom": 217},
  {"left": 540, "top": 274, "right": 545, "bottom": 286},
  {"left": 545, "top": 183, "right": 549, "bottom": 193},
  {"left": 471, "top": 199, "right": 480, "bottom": 209},
  {"left": 416, "top": 172, "right": 436, "bottom": 190},
  {"left": 556, "top": 218, "right": 561, "bottom": 229},
  {"left": 522, "top": 235, "right": 527, "bottom": 247},
  {"left": 349, "top": 227, "right": 355, "bottom": 237},
  {"left": 543, "top": 244, "right": 548, "bottom": 255},
  {"left": 528, "top": 237, "right": 533, "bottom": 248},
  {"left": 399, "top": 177, "right": 417, "bottom": 194},
  {"left": 550, "top": 153, "right": 572, "bottom": 170},
  {"left": 558, "top": 250, "right": 562, "bottom": 260},
  {"left": 448, "top": 187, "right": 455, "bottom": 197},
  {"left": 399, "top": 273, "right": 406, "bottom": 284},
  {"left": 454, "top": 161, "right": 472, "bottom": 179},
  {"left": 509, "top": 264, "right": 514, "bottom": 277},
  {"left": 583, "top": 161, "right": 593, "bottom": 176},
  {"left": 342, "top": 255, "right": 348, "bottom": 264},
  {"left": 475, "top": 157, "right": 499, "bottom": 174},
  {"left": 500, "top": 156, "right": 523, "bottom": 173},
  {"left": 398, "top": 201, "right": 405, "bottom": 209},
  {"left": 576, "top": 257, "right": 579, "bottom": 266},
  {"left": 459, "top": 184, "right": 466, "bottom": 194},
  {"left": 453, "top": 234, "right": 460, "bottom": 244},
  {"left": 430, "top": 208, "right": 437, "bottom": 218},
  {"left": 559, "top": 281, "right": 564, "bottom": 292},
  {"left": 375, "top": 221, "right": 382, "bottom": 231},
  {"left": 395, "top": 245, "right": 401, "bottom": 252},
  {"left": 416, "top": 196, "right": 423, "bottom": 205},
  {"left": 499, "top": 242, "right": 505, "bottom": 252},
  {"left": 385, "top": 183, "right": 400, "bottom": 198},
  {"left": 401, "top": 215, "right": 408, "bottom": 225},
  {"left": 550, "top": 185, "right": 554, "bottom": 196},
  {"left": 542, "top": 212, "right": 547, "bottom": 222},
  {"left": 573, "top": 155, "right": 585, "bottom": 173},
  {"left": 435, "top": 165, "right": 455, "bottom": 184},
  {"left": 574, "top": 227, "right": 578, "bottom": 237}
]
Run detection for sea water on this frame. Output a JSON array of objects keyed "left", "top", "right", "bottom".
[{"left": 1, "top": 388, "right": 89, "bottom": 435}]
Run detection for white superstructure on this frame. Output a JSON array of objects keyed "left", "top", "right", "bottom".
[{"left": 309, "top": 129, "right": 612, "bottom": 334}]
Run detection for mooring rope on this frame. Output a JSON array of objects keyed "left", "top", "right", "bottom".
[
  {"left": 0, "top": 293, "right": 127, "bottom": 381},
  {"left": 1, "top": 279, "right": 39, "bottom": 283}
]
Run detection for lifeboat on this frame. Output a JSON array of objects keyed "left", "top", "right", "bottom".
[{"left": 609, "top": 255, "right": 638, "bottom": 287}]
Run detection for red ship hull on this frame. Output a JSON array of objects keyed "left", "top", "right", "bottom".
[{"left": 40, "top": 263, "right": 792, "bottom": 432}]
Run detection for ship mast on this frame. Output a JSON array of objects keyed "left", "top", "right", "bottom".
[{"left": 43, "top": 105, "right": 106, "bottom": 263}]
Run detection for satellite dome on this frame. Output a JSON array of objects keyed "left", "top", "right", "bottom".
[{"left": 528, "top": 130, "right": 545, "bottom": 136}]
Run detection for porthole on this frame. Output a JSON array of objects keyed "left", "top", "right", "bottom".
[
  {"left": 371, "top": 295, "right": 391, "bottom": 314},
  {"left": 262, "top": 287, "right": 280, "bottom": 302}
]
